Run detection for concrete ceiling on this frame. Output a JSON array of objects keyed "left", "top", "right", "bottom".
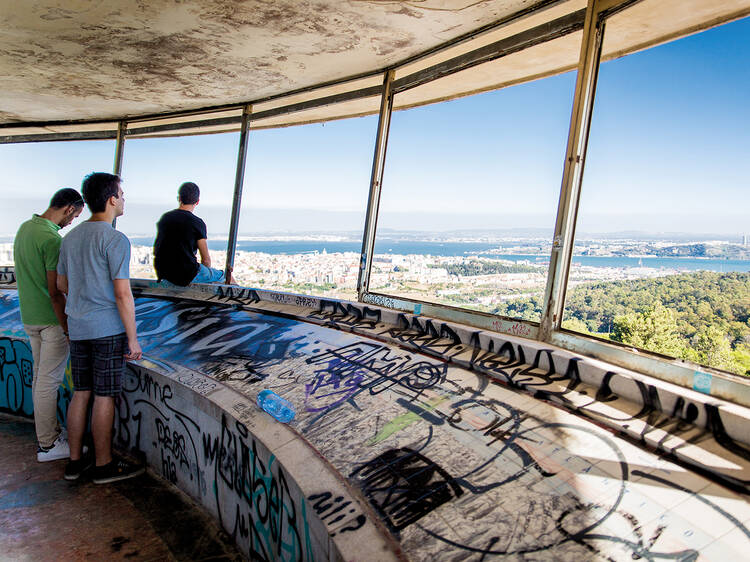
[
  {"left": 1, "top": 0, "right": 541, "bottom": 123},
  {"left": 1, "top": 0, "right": 749, "bottom": 136}
]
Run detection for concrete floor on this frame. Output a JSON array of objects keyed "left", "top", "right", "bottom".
[{"left": 0, "top": 414, "right": 243, "bottom": 562}]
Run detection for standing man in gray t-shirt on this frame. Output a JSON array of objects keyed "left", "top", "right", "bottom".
[{"left": 57, "top": 172, "right": 144, "bottom": 484}]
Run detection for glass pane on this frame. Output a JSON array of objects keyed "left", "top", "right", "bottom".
[
  {"left": 563, "top": 14, "right": 750, "bottom": 377},
  {"left": 119, "top": 134, "right": 239, "bottom": 280},
  {"left": 233, "top": 116, "right": 377, "bottom": 300},
  {"left": 0, "top": 140, "right": 115, "bottom": 265},
  {"left": 373, "top": 72, "right": 575, "bottom": 321}
]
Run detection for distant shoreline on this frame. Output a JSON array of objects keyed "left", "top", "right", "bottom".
[
  {"left": 2, "top": 237, "right": 749, "bottom": 273},
  {"left": 129, "top": 238, "right": 750, "bottom": 273}
]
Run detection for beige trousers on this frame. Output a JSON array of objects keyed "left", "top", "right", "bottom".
[{"left": 24, "top": 324, "right": 69, "bottom": 448}]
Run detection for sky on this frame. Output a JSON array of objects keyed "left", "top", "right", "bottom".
[{"left": 1, "top": 15, "right": 748, "bottom": 239}]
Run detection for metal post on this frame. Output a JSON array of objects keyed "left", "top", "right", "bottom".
[
  {"left": 112, "top": 120, "right": 127, "bottom": 228},
  {"left": 539, "top": 0, "right": 605, "bottom": 341},
  {"left": 113, "top": 121, "right": 126, "bottom": 176},
  {"left": 357, "top": 70, "right": 395, "bottom": 301},
  {"left": 225, "top": 105, "right": 252, "bottom": 283}
]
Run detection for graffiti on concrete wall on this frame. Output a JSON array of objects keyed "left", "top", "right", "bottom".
[
  {"left": 134, "top": 298, "right": 307, "bottom": 372},
  {"left": 116, "top": 364, "right": 323, "bottom": 561},
  {"left": 306, "top": 492, "right": 366, "bottom": 537},
  {"left": 0, "top": 337, "right": 33, "bottom": 416},
  {"left": 385, "top": 313, "right": 465, "bottom": 359},
  {"left": 302, "top": 302, "right": 750, "bottom": 484},
  {"left": 308, "top": 300, "right": 381, "bottom": 330},
  {"left": 203, "top": 413, "right": 314, "bottom": 561},
  {"left": 0, "top": 336, "right": 73, "bottom": 424},
  {"left": 0, "top": 267, "right": 15, "bottom": 285},
  {"left": 346, "top": 387, "right": 750, "bottom": 558},
  {"left": 303, "top": 342, "right": 446, "bottom": 425}
]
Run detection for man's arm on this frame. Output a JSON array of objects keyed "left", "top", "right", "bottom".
[
  {"left": 47, "top": 270, "right": 67, "bottom": 334},
  {"left": 56, "top": 273, "right": 68, "bottom": 295},
  {"left": 113, "top": 278, "right": 142, "bottom": 360},
  {"left": 197, "top": 238, "right": 211, "bottom": 267}
]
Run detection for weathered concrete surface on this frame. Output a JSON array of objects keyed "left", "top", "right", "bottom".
[
  {"left": 0, "top": 0, "right": 529, "bottom": 124},
  {"left": 2, "top": 0, "right": 748, "bottom": 129},
  {"left": 2, "top": 285, "right": 750, "bottom": 560}
]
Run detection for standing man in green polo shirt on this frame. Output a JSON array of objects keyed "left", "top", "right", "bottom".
[{"left": 14, "top": 188, "right": 84, "bottom": 461}]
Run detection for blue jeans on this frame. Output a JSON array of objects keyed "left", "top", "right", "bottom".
[
  {"left": 159, "top": 264, "right": 225, "bottom": 287},
  {"left": 192, "top": 264, "right": 225, "bottom": 284}
]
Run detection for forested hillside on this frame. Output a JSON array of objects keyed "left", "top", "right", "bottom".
[
  {"left": 493, "top": 271, "right": 750, "bottom": 376},
  {"left": 434, "top": 260, "right": 538, "bottom": 276}
]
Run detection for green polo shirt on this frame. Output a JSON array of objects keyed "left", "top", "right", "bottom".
[{"left": 14, "top": 215, "right": 62, "bottom": 325}]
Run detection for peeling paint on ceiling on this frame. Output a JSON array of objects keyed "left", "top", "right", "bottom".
[
  {"left": 1, "top": 0, "right": 748, "bottom": 129},
  {"left": 0, "top": 0, "right": 529, "bottom": 123}
]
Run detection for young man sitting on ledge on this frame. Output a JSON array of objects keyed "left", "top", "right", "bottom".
[{"left": 153, "top": 182, "right": 235, "bottom": 287}]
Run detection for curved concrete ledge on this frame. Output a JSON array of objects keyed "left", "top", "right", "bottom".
[
  {"left": 131, "top": 281, "right": 750, "bottom": 487},
  {"left": 2, "top": 282, "right": 750, "bottom": 560},
  {"left": 117, "top": 361, "right": 398, "bottom": 561}
]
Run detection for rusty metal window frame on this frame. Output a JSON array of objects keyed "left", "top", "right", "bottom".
[
  {"left": 358, "top": 0, "right": 750, "bottom": 406},
  {"left": 543, "top": 0, "right": 750, "bottom": 404},
  {"left": 357, "top": 5, "right": 593, "bottom": 340}
]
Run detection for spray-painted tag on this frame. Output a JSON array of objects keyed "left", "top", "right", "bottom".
[{"left": 693, "top": 371, "right": 712, "bottom": 394}]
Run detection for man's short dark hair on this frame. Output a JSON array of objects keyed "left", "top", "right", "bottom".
[
  {"left": 178, "top": 182, "right": 200, "bottom": 205},
  {"left": 81, "top": 173, "right": 121, "bottom": 213},
  {"left": 49, "top": 188, "right": 84, "bottom": 210}
]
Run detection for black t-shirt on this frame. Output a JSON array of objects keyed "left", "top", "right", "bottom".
[{"left": 153, "top": 209, "right": 207, "bottom": 286}]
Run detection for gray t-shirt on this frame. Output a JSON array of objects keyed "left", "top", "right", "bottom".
[{"left": 57, "top": 221, "right": 131, "bottom": 340}]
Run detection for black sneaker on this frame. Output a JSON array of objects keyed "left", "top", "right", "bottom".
[
  {"left": 92, "top": 456, "right": 145, "bottom": 484},
  {"left": 64, "top": 457, "right": 93, "bottom": 481}
]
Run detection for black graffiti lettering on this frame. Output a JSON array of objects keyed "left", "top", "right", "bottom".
[
  {"left": 131, "top": 299, "right": 306, "bottom": 376},
  {"left": 0, "top": 269, "right": 16, "bottom": 284},
  {"left": 308, "top": 300, "right": 382, "bottom": 330},
  {"left": 213, "top": 286, "right": 261, "bottom": 305},
  {"left": 253, "top": 443, "right": 270, "bottom": 521},
  {"left": 307, "top": 492, "right": 367, "bottom": 536},
  {"left": 155, "top": 417, "right": 190, "bottom": 471},
  {"left": 5, "top": 283, "right": 750, "bottom": 560},
  {"left": 386, "top": 314, "right": 464, "bottom": 358},
  {"left": 303, "top": 342, "right": 448, "bottom": 425},
  {"left": 202, "top": 432, "right": 220, "bottom": 464},
  {"left": 483, "top": 414, "right": 514, "bottom": 445},
  {"left": 161, "top": 448, "right": 177, "bottom": 483},
  {"left": 595, "top": 371, "right": 618, "bottom": 402},
  {"left": 231, "top": 503, "right": 250, "bottom": 540},
  {"left": 350, "top": 447, "right": 463, "bottom": 534},
  {"left": 468, "top": 333, "right": 526, "bottom": 381},
  {"left": 115, "top": 394, "right": 133, "bottom": 447},
  {"left": 705, "top": 404, "right": 750, "bottom": 474},
  {"left": 395, "top": 398, "right": 444, "bottom": 425},
  {"left": 203, "top": 413, "right": 304, "bottom": 560},
  {"left": 277, "top": 468, "right": 302, "bottom": 560},
  {"left": 334, "top": 515, "right": 366, "bottom": 535}
]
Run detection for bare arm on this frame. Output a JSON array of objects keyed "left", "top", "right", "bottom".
[
  {"left": 56, "top": 273, "right": 68, "bottom": 295},
  {"left": 47, "top": 270, "right": 67, "bottom": 334},
  {"left": 113, "top": 278, "right": 142, "bottom": 360},
  {"left": 197, "top": 238, "right": 211, "bottom": 267}
]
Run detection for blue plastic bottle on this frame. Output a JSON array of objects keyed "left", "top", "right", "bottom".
[{"left": 256, "top": 389, "right": 295, "bottom": 423}]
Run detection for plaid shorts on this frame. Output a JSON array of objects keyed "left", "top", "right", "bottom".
[{"left": 70, "top": 333, "right": 127, "bottom": 397}]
